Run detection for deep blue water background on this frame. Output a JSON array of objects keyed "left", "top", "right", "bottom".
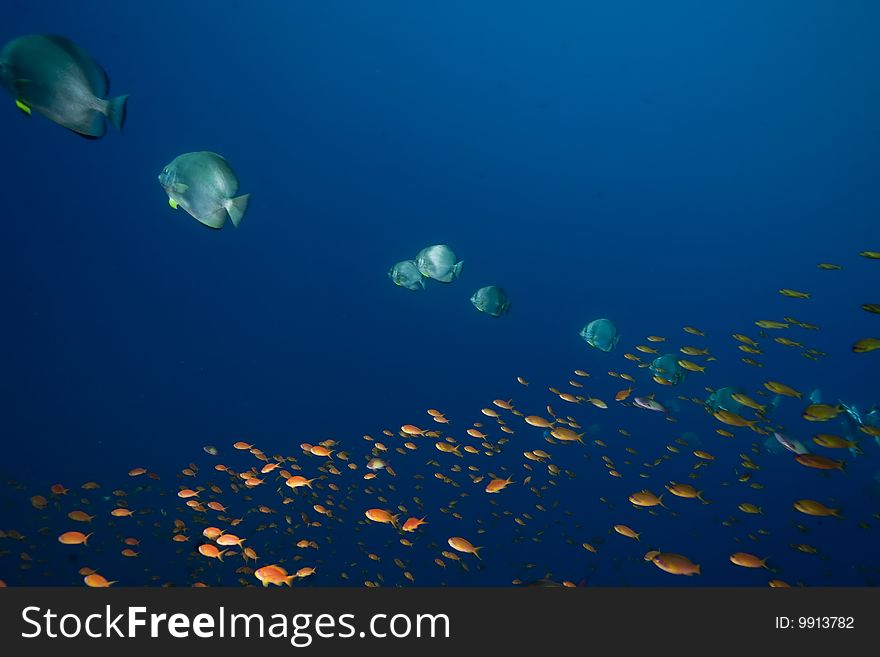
[{"left": 1, "top": 0, "right": 879, "bottom": 587}]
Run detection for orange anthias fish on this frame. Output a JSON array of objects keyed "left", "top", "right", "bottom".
[
  {"left": 58, "top": 531, "right": 92, "bottom": 545},
  {"left": 402, "top": 517, "right": 428, "bottom": 532},
  {"left": 485, "top": 477, "right": 514, "bottom": 493},
  {"left": 198, "top": 544, "right": 227, "bottom": 561},
  {"left": 255, "top": 565, "right": 295, "bottom": 587},
  {"left": 447, "top": 536, "right": 482, "bottom": 559},
  {"left": 615, "top": 387, "right": 633, "bottom": 401},
  {"left": 84, "top": 574, "right": 116, "bottom": 588},
  {"left": 365, "top": 509, "right": 399, "bottom": 527}
]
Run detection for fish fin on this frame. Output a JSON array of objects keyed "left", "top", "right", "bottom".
[
  {"left": 226, "top": 193, "right": 250, "bottom": 228},
  {"left": 168, "top": 198, "right": 179, "bottom": 209},
  {"left": 452, "top": 260, "right": 464, "bottom": 279},
  {"left": 14, "top": 98, "right": 31, "bottom": 115},
  {"left": 105, "top": 94, "right": 128, "bottom": 132},
  {"left": 67, "top": 126, "right": 101, "bottom": 140},
  {"left": 80, "top": 108, "right": 107, "bottom": 138},
  {"left": 199, "top": 207, "right": 228, "bottom": 229},
  {"left": 171, "top": 182, "right": 189, "bottom": 194}
]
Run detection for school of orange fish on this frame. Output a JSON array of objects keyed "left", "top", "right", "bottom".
[{"left": 1, "top": 252, "right": 878, "bottom": 587}]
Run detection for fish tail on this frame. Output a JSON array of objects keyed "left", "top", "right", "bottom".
[
  {"left": 105, "top": 94, "right": 129, "bottom": 132},
  {"left": 226, "top": 194, "right": 251, "bottom": 228},
  {"left": 473, "top": 547, "right": 483, "bottom": 560},
  {"left": 284, "top": 575, "right": 296, "bottom": 587},
  {"left": 452, "top": 260, "right": 464, "bottom": 279}
]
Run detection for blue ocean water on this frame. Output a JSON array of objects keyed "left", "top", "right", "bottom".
[{"left": 1, "top": 0, "right": 879, "bottom": 587}]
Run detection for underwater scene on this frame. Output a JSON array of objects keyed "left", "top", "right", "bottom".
[{"left": 1, "top": 1, "right": 878, "bottom": 588}]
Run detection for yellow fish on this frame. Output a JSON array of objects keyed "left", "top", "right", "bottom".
[
  {"left": 763, "top": 381, "right": 801, "bottom": 398},
  {"left": 812, "top": 434, "right": 860, "bottom": 453},
  {"left": 713, "top": 409, "right": 757, "bottom": 429},
  {"left": 793, "top": 499, "right": 841, "bottom": 517},
  {"left": 779, "top": 289, "right": 810, "bottom": 299},
  {"left": 802, "top": 404, "right": 842, "bottom": 421},
  {"left": 853, "top": 338, "right": 880, "bottom": 353},
  {"left": 731, "top": 393, "right": 766, "bottom": 413},
  {"left": 677, "top": 359, "right": 705, "bottom": 373},
  {"left": 738, "top": 503, "right": 763, "bottom": 514}
]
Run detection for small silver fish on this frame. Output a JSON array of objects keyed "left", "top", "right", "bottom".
[
  {"left": 470, "top": 285, "right": 511, "bottom": 317},
  {"left": 388, "top": 260, "right": 425, "bottom": 290},
  {"left": 414, "top": 245, "right": 462, "bottom": 283},
  {"left": 634, "top": 396, "right": 666, "bottom": 413},
  {"left": 773, "top": 432, "right": 809, "bottom": 455}
]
